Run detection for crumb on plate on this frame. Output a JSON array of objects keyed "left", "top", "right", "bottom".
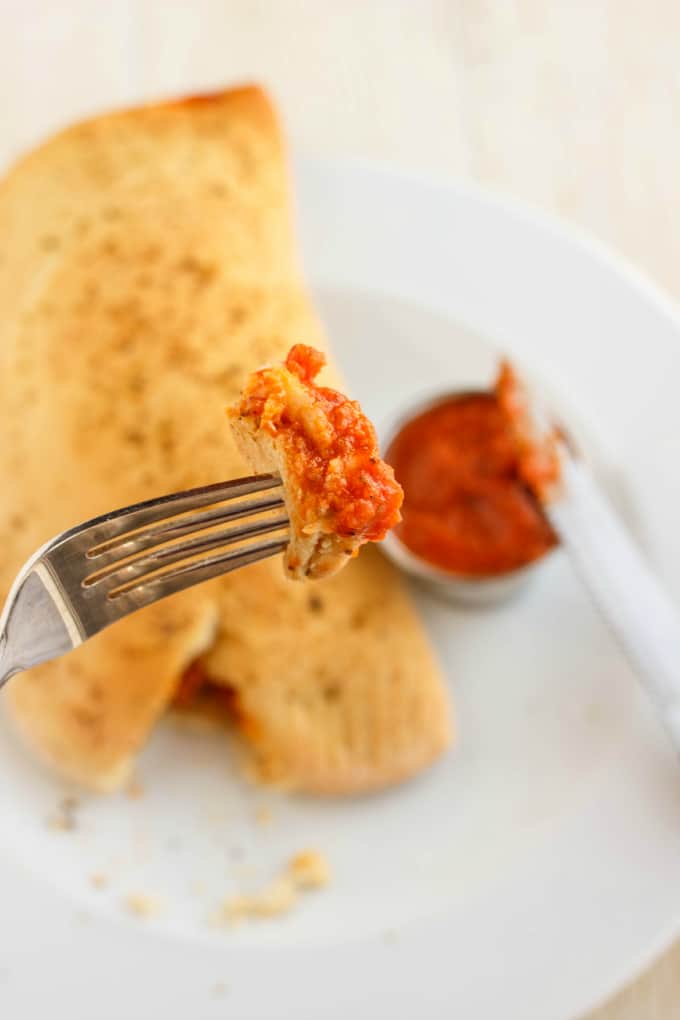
[
  {"left": 219, "top": 875, "right": 297, "bottom": 924},
  {"left": 254, "top": 804, "right": 273, "bottom": 827},
  {"left": 289, "top": 849, "right": 330, "bottom": 889},
  {"left": 47, "top": 795, "right": 79, "bottom": 831},
  {"left": 125, "top": 776, "right": 145, "bottom": 799},
  {"left": 124, "top": 893, "right": 160, "bottom": 918},
  {"left": 213, "top": 849, "right": 330, "bottom": 926}
]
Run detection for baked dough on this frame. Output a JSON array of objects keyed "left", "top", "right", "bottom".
[{"left": 0, "top": 86, "right": 452, "bottom": 792}]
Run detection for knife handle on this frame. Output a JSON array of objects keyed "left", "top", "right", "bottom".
[{"left": 550, "top": 458, "right": 680, "bottom": 749}]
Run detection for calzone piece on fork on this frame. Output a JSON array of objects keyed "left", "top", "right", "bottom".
[
  {"left": 0, "top": 86, "right": 451, "bottom": 793},
  {"left": 229, "top": 343, "right": 403, "bottom": 580}
]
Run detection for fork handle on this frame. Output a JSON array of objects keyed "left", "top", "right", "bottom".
[
  {"left": 0, "top": 569, "right": 77, "bottom": 689},
  {"left": 0, "top": 631, "right": 21, "bottom": 688}
]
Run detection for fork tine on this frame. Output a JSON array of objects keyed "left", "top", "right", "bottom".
[
  {"left": 82, "top": 474, "right": 283, "bottom": 554},
  {"left": 87, "top": 492, "right": 286, "bottom": 565},
  {"left": 106, "top": 537, "right": 288, "bottom": 609},
  {"left": 82, "top": 513, "right": 289, "bottom": 592}
]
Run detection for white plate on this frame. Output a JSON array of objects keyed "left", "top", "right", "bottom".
[{"left": 2, "top": 158, "right": 680, "bottom": 1020}]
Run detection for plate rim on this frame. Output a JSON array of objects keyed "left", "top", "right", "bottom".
[{"left": 3, "top": 153, "right": 680, "bottom": 1020}]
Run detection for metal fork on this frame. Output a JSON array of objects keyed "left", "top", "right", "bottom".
[{"left": 0, "top": 474, "right": 288, "bottom": 688}]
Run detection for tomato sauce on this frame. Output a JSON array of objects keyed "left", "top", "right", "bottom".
[
  {"left": 386, "top": 391, "right": 558, "bottom": 576},
  {"left": 173, "top": 661, "right": 260, "bottom": 738}
]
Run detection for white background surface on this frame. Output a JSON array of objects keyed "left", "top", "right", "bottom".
[{"left": 1, "top": 3, "right": 679, "bottom": 1016}]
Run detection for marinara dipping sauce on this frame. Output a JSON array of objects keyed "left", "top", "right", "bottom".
[{"left": 386, "top": 384, "right": 558, "bottom": 578}]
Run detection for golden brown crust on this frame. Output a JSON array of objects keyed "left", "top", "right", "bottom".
[
  {"left": 0, "top": 85, "right": 451, "bottom": 791},
  {"left": 201, "top": 548, "right": 450, "bottom": 794},
  {"left": 7, "top": 599, "right": 218, "bottom": 790}
]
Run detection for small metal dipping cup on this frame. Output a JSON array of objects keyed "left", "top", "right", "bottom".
[{"left": 381, "top": 389, "right": 553, "bottom": 607}]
